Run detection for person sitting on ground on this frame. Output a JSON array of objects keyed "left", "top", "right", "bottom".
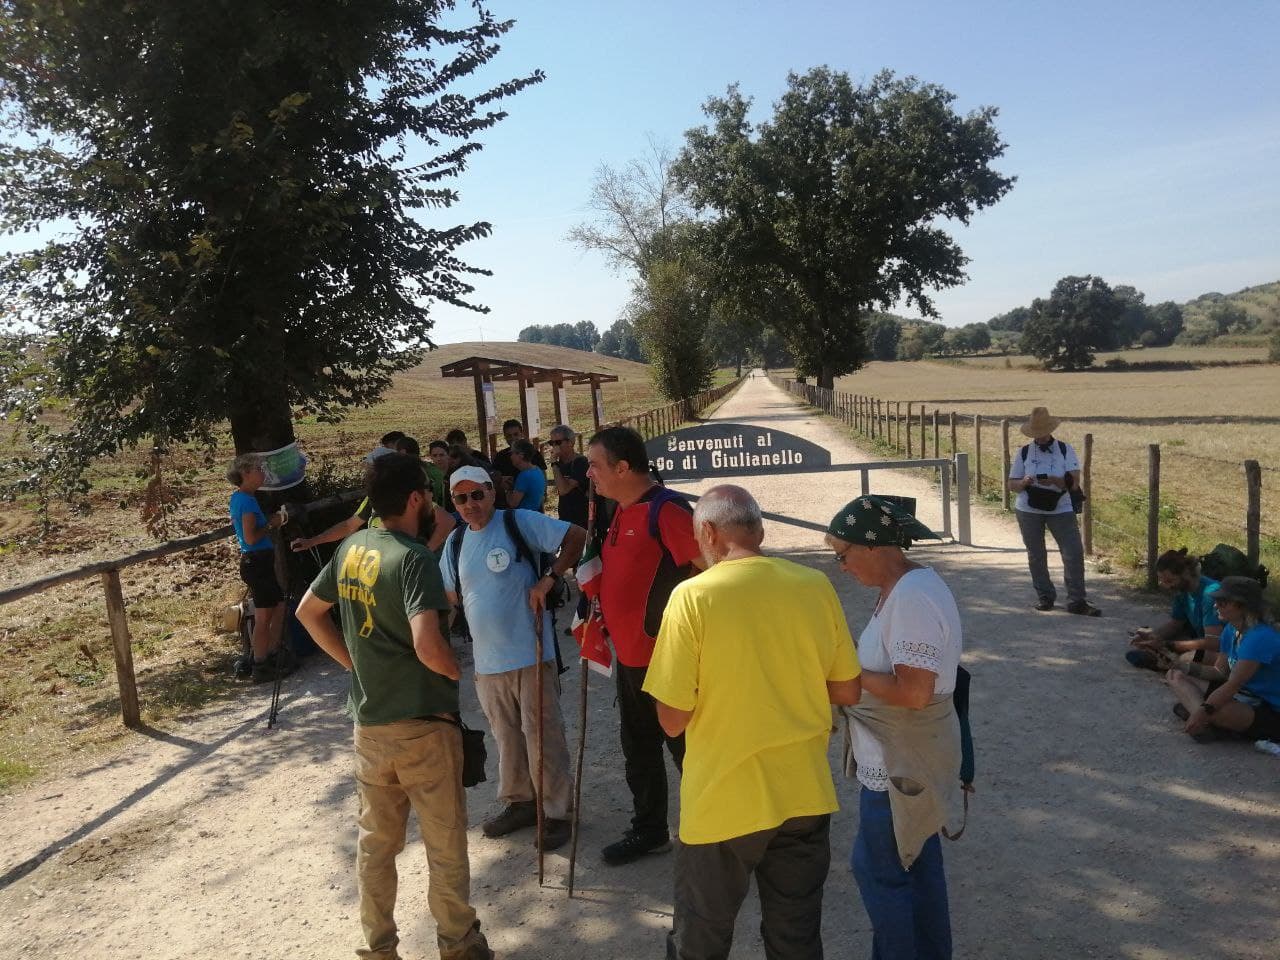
[
  {"left": 492, "top": 418, "right": 548, "bottom": 482},
  {"left": 1126, "top": 548, "right": 1222, "bottom": 671},
  {"left": 292, "top": 446, "right": 455, "bottom": 556},
  {"left": 445, "top": 428, "right": 492, "bottom": 469},
  {"left": 1166, "top": 576, "right": 1280, "bottom": 744},
  {"left": 227, "top": 453, "right": 293, "bottom": 683},
  {"left": 505, "top": 439, "right": 547, "bottom": 513}
]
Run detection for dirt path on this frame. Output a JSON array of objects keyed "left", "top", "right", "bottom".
[{"left": 2, "top": 374, "right": 1277, "bottom": 960}]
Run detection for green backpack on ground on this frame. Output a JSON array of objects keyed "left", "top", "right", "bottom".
[{"left": 1199, "top": 543, "right": 1269, "bottom": 588}]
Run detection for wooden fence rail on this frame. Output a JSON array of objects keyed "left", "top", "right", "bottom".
[
  {"left": 773, "top": 378, "right": 1268, "bottom": 582},
  {"left": 0, "top": 488, "right": 363, "bottom": 728},
  {"left": 613, "top": 376, "right": 746, "bottom": 441}
]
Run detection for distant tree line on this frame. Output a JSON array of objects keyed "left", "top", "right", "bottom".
[{"left": 517, "top": 320, "right": 601, "bottom": 352}]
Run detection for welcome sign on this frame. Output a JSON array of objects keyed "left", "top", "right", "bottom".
[{"left": 645, "top": 423, "right": 831, "bottom": 480}]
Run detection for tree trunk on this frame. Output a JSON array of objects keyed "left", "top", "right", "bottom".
[
  {"left": 817, "top": 364, "right": 835, "bottom": 390},
  {"left": 230, "top": 392, "right": 296, "bottom": 456}
]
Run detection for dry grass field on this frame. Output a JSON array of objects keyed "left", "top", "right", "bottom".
[
  {"left": 0, "top": 343, "right": 705, "bottom": 790},
  {"left": 827, "top": 345, "right": 1280, "bottom": 591}
]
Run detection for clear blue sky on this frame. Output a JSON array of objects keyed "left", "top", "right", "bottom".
[{"left": 426, "top": 0, "right": 1280, "bottom": 343}]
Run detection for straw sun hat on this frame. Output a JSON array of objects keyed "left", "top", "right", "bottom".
[{"left": 1020, "top": 406, "right": 1062, "bottom": 439}]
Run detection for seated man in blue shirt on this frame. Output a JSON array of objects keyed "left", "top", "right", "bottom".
[{"left": 506, "top": 439, "right": 547, "bottom": 512}]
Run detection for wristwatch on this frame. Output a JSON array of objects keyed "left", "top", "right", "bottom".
[{"left": 1200, "top": 701, "right": 1217, "bottom": 716}]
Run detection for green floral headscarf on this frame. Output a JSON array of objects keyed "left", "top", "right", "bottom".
[{"left": 827, "top": 495, "right": 937, "bottom": 549}]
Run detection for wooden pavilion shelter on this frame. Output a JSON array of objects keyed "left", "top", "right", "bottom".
[{"left": 439, "top": 354, "right": 620, "bottom": 458}]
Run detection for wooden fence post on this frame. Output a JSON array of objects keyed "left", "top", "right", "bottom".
[
  {"left": 906, "top": 403, "right": 914, "bottom": 457},
  {"left": 973, "top": 415, "right": 983, "bottom": 497},
  {"left": 919, "top": 405, "right": 927, "bottom": 460},
  {"left": 895, "top": 402, "right": 902, "bottom": 450},
  {"left": 933, "top": 409, "right": 940, "bottom": 459},
  {"left": 1147, "top": 444, "right": 1161, "bottom": 589},
  {"left": 1245, "top": 459, "right": 1262, "bottom": 566},
  {"left": 102, "top": 569, "right": 141, "bottom": 729},
  {"left": 1001, "top": 419, "right": 1011, "bottom": 511},
  {"left": 1083, "top": 433, "right": 1094, "bottom": 555}
]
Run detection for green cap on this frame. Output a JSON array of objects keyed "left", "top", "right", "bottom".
[{"left": 827, "top": 495, "right": 937, "bottom": 549}]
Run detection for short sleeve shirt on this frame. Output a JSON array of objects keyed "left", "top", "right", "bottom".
[
  {"left": 440, "top": 510, "right": 569, "bottom": 675},
  {"left": 554, "top": 455, "right": 591, "bottom": 529},
  {"left": 1008, "top": 439, "right": 1080, "bottom": 515},
  {"left": 310, "top": 527, "right": 458, "bottom": 725},
  {"left": 1221, "top": 622, "right": 1280, "bottom": 709},
  {"left": 599, "top": 490, "right": 702, "bottom": 668},
  {"left": 512, "top": 467, "right": 547, "bottom": 512},
  {"left": 852, "top": 567, "right": 963, "bottom": 791},
  {"left": 1170, "top": 577, "right": 1223, "bottom": 638},
  {"left": 644, "top": 556, "right": 860, "bottom": 843},
  {"left": 230, "top": 490, "right": 273, "bottom": 553}
]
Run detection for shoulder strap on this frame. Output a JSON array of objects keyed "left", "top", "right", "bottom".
[
  {"left": 447, "top": 525, "right": 466, "bottom": 599},
  {"left": 1019, "top": 443, "right": 1030, "bottom": 464},
  {"left": 502, "top": 510, "right": 537, "bottom": 568},
  {"left": 646, "top": 486, "right": 692, "bottom": 542},
  {"left": 1058, "top": 439, "right": 1068, "bottom": 458}
]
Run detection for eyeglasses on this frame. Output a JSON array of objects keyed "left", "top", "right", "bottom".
[
  {"left": 832, "top": 544, "right": 854, "bottom": 565},
  {"left": 451, "top": 489, "right": 487, "bottom": 504}
]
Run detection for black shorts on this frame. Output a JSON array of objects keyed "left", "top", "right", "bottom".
[
  {"left": 1243, "top": 699, "right": 1280, "bottom": 742},
  {"left": 239, "top": 550, "right": 283, "bottom": 608}
]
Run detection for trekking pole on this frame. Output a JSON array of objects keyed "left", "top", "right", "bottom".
[
  {"left": 536, "top": 614, "right": 545, "bottom": 885},
  {"left": 567, "top": 481, "right": 597, "bottom": 898}
]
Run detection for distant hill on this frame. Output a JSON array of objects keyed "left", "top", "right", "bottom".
[
  {"left": 402, "top": 340, "right": 650, "bottom": 382},
  {"left": 1181, "top": 279, "right": 1280, "bottom": 330}
]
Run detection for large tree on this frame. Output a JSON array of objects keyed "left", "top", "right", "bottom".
[
  {"left": 673, "top": 67, "right": 1013, "bottom": 388},
  {"left": 629, "top": 260, "right": 715, "bottom": 413},
  {"left": 0, "top": 1, "right": 541, "bottom": 497},
  {"left": 1020, "top": 275, "right": 1123, "bottom": 370}
]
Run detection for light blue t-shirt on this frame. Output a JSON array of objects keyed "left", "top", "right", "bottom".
[
  {"left": 230, "top": 490, "right": 272, "bottom": 554},
  {"left": 512, "top": 466, "right": 546, "bottom": 512},
  {"left": 440, "top": 510, "right": 569, "bottom": 675},
  {"left": 1170, "top": 576, "right": 1223, "bottom": 638},
  {"left": 1221, "top": 622, "right": 1280, "bottom": 709}
]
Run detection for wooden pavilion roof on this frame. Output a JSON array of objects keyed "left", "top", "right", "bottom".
[{"left": 439, "top": 354, "right": 620, "bottom": 385}]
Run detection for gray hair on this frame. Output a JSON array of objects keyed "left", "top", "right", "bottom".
[
  {"left": 693, "top": 485, "right": 763, "bottom": 535},
  {"left": 226, "top": 453, "right": 262, "bottom": 486},
  {"left": 549, "top": 423, "right": 575, "bottom": 441}
]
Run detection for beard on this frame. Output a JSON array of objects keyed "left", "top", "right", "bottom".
[{"left": 418, "top": 496, "right": 437, "bottom": 541}]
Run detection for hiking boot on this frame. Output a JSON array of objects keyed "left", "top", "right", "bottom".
[
  {"left": 482, "top": 801, "right": 537, "bottom": 838},
  {"left": 1034, "top": 597, "right": 1055, "bottom": 612},
  {"left": 1066, "top": 600, "right": 1102, "bottom": 617},
  {"left": 252, "top": 648, "right": 298, "bottom": 684},
  {"left": 601, "top": 829, "right": 672, "bottom": 866},
  {"left": 537, "top": 818, "right": 572, "bottom": 851},
  {"left": 440, "top": 921, "right": 493, "bottom": 960}
]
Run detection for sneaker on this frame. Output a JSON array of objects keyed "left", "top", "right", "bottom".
[
  {"left": 1126, "top": 650, "right": 1160, "bottom": 671},
  {"left": 537, "top": 818, "right": 572, "bottom": 851},
  {"left": 440, "top": 921, "right": 493, "bottom": 960},
  {"left": 1172, "top": 703, "right": 1190, "bottom": 721},
  {"left": 1034, "top": 598, "right": 1055, "bottom": 612},
  {"left": 1066, "top": 600, "right": 1102, "bottom": 617},
  {"left": 482, "top": 801, "right": 537, "bottom": 838},
  {"left": 601, "top": 830, "right": 672, "bottom": 866}
]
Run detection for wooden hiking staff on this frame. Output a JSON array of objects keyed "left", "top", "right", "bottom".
[
  {"left": 567, "top": 481, "right": 597, "bottom": 898},
  {"left": 536, "top": 608, "right": 545, "bottom": 885}
]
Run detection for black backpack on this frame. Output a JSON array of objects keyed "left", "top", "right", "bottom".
[{"left": 1199, "top": 543, "right": 1269, "bottom": 588}]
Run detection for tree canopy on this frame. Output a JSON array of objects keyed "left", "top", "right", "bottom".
[
  {"left": 673, "top": 67, "right": 1013, "bottom": 387},
  {"left": 0, "top": 1, "right": 542, "bottom": 498},
  {"left": 1020, "top": 275, "right": 1123, "bottom": 370},
  {"left": 517, "top": 321, "right": 600, "bottom": 352}
]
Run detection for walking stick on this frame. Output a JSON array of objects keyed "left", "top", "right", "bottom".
[
  {"left": 567, "top": 482, "right": 598, "bottom": 898},
  {"left": 536, "top": 610, "right": 545, "bottom": 885}
]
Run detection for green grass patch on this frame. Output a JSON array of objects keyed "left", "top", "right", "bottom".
[{"left": 0, "top": 758, "right": 37, "bottom": 791}]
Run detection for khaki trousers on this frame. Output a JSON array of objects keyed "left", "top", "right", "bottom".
[
  {"left": 353, "top": 719, "right": 484, "bottom": 960},
  {"left": 474, "top": 661, "right": 575, "bottom": 820}
]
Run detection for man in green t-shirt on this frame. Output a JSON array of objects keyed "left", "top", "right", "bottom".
[{"left": 297, "top": 454, "right": 492, "bottom": 960}]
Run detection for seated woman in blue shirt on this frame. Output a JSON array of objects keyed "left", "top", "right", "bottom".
[
  {"left": 1127, "top": 548, "right": 1222, "bottom": 671},
  {"left": 1166, "top": 576, "right": 1280, "bottom": 743}
]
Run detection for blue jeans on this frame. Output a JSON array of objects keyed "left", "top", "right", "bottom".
[{"left": 851, "top": 787, "right": 951, "bottom": 960}]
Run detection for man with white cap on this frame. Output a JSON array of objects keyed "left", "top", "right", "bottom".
[
  {"left": 440, "top": 465, "right": 586, "bottom": 849},
  {"left": 1007, "top": 406, "right": 1100, "bottom": 616}
]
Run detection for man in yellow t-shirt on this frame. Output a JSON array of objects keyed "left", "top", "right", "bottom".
[{"left": 644, "top": 484, "right": 861, "bottom": 960}]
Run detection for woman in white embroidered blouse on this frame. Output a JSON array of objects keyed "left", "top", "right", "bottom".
[{"left": 827, "top": 494, "right": 962, "bottom": 960}]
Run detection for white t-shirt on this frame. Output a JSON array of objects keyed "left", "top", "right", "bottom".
[
  {"left": 1008, "top": 439, "right": 1080, "bottom": 515},
  {"left": 852, "top": 567, "right": 963, "bottom": 791}
]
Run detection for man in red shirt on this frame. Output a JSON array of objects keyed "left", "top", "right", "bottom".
[{"left": 586, "top": 426, "right": 705, "bottom": 865}]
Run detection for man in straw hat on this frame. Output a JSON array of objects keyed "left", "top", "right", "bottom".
[{"left": 1007, "top": 407, "right": 1100, "bottom": 616}]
